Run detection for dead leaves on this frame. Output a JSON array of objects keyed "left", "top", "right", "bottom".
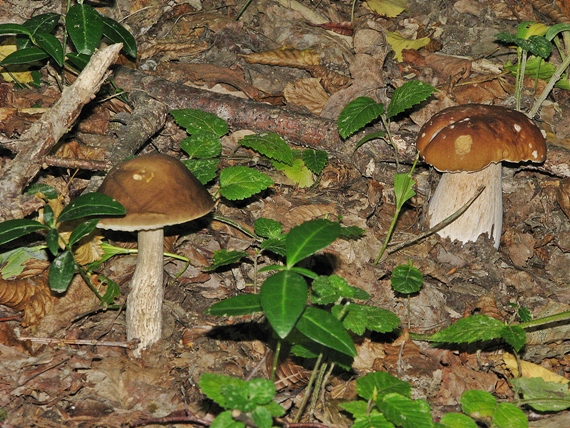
[{"left": 0, "top": 271, "right": 53, "bottom": 327}]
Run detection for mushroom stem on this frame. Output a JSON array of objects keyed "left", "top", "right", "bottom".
[
  {"left": 427, "top": 162, "right": 502, "bottom": 248},
  {"left": 126, "top": 228, "right": 164, "bottom": 356}
]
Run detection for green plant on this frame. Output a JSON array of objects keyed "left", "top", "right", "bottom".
[
  {"left": 170, "top": 109, "right": 328, "bottom": 196},
  {"left": 0, "top": 2, "right": 136, "bottom": 86},
  {"left": 0, "top": 184, "right": 125, "bottom": 303}
]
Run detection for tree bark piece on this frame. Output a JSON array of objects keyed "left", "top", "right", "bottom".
[{"left": 0, "top": 43, "right": 123, "bottom": 221}]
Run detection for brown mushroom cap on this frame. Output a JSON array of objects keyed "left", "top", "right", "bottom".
[
  {"left": 417, "top": 104, "right": 546, "bottom": 172},
  {"left": 97, "top": 153, "right": 214, "bottom": 231}
]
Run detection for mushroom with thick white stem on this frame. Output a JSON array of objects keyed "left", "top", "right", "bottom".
[
  {"left": 416, "top": 104, "right": 547, "bottom": 249},
  {"left": 97, "top": 153, "right": 214, "bottom": 356}
]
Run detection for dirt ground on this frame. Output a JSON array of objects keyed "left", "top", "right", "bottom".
[{"left": 1, "top": 0, "right": 570, "bottom": 426}]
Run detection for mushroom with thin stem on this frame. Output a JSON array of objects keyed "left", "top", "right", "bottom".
[
  {"left": 97, "top": 153, "right": 214, "bottom": 357},
  {"left": 416, "top": 104, "right": 547, "bottom": 249}
]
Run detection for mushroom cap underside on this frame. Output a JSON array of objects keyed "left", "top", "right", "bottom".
[
  {"left": 416, "top": 104, "right": 547, "bottom": 172},
  {"left": 97, "top": 153, "right": 214, "bottom": 231}
]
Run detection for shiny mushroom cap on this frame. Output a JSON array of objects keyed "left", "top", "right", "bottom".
[
  {"left": 417, "top": 104, "right": 547, "bottom": 172},
  {"left": 97, "top": 153, "right": 214, "bottom": 231}
]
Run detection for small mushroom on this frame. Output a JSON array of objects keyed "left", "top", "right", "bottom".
[
  {"left": 97, "top": 153, "right": 214, "bottom": 356},
  {"left": 416, "top": 104, "right": 546, "bottom": 248}
]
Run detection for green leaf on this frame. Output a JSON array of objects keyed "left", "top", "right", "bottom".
[
  {"left": 336, "top": 303, "right": 400, "bottom": 335},
  {"left": 545, "top": 23, "right": 570, "bottom": 41},
  {"left": 430, "top": 315, "right": 506, "bottom": 345},
  {"left": 180, "top": 134, "right": 222, "bottom": 159},
  {"left": 296, "top": 306, "right": 356, "bottom": 357},
  {"left": 35, "top": 32, "right": 64, "bottom": 66},
  {"left": 302, "top": 149, "right": 328, "bottom": 174},
  {"left": 240, "top": 132, "right": 294, "bottom": 165},
  {"left": 0, "top": 23, "right": 32, "bottom": 36},
  {"left": 386, "top": 80, "right": 435, "bottom": 119},
  {"left": 260, "top": 270, "right": 308, "bottom": 338},
  {"left": 199, "top": 373, "right": 247, "bottom": 409},
  {"left": 272, "top": 157, "right": 314, "bottom": 188},
  {"left": 393, "top": 172, "right": 416, "bottom": 210},
  {"left": 98, "top": 274, "right": 121, "bottom": 306},
  {"left": 58, "top": 192, "right": 125, "bottom": 223},
  {"left": 23, "top": 13, "right": 60, "bottom": 35},
  {"left": 45, "top": 228, "right": 59, "bottom": 256},
  {"left": 338, "top": 97, "right": 384, "bottom": 139},
  {"left": 0, "top": 47, "right": 49, "bottom": 65},
  {"left": 254, "top": 218, "right": 282, "bottom": 239},
  {"left": 340, "top": 224, "right": 365, "bottom": 239},
  {"left": 460, "top": 390, "right": 496, "bottom": 422},
  {"left": 354, "top": 131, "right": 387, "bottom": 151},
  {"left": 101, "top": 15, "right": 137, "bottom": 58},
  {"left": 495, "top": 32, "right": 517, "bottom": 44},
  {"left": 205, "top": 249, "right": 249, "bottom": 271},
  {"left": 182, "top": 158, "right": 219, "bottom": 185},
  {"left": 260, "top": 236, "right": 286, "bottom": 257},
  {"left": 518, "top": 306, "right": 532, "bottom": 323},
  {"left": 65, "top": 52, "right": 90, "bottom": 70},
  {"left": 312, "top": 274, "right": 368, "bottom": 305},
  {"left": 211, "top": 410, "right": 244, "bottom": 428},
  {"left": 49, "top": 250, "right": 76, "bottom": 292},
  {"left": 219, "top": 166, "right": 273, "bottom": 200},
  {"left": 207, "top": 294, "right": 262, "bottom": 316},
  {"left": 517, "top": 35, "right": 552, "bottom": 59},
  {"left": 220, "top": 383, "right": 253, "bottom": 412},
  {"left": 67, "top": 218, "right": 99, "bottom": 248},
  {"left": 493, "top": 402, "right": 528, "bottom": 428},
  {"left": 377, "top": 393, "right": 432, "bottom": 428},
  {"left": 0, "top": 219, "right": 48, "bottom": 246},
  {"left": 500, "top": 324, "right": 526, "bottom": 352},
  {"left": 66, "top": 4, "right": 104, "bottom": 55},
  {"left": 0, "top": 246, "right": 47, "bottom": 280},
  {"left": 25, "top": 183, "right": 59, "bottom": 199},
  {"left": 511, "top": 377, "right": 570, "bottom": 412},
  {"left": 247, "top": 378, "right": 277, "bottom": 406},
  {"left": 171, "top": 109, "right": 229, "bottom": 136},
  {"left": 252, "top": 406, "right": 273, "bottom": 428},
  {"left": 439, "top": 412, "right": 478, "bottom": 428},
  {"left": 356, "top": 371, "right": 411, "bottom": 400},
  {"left": 286, "top": 219, "right": 341, "bottom": 268},
  {"left": 390, "top": 262, "right": 423, "bottom": 294}
]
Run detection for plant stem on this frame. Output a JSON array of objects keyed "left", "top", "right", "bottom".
[
  {"left": 380, "top": 116, "right": 400, "bottom": 170},
  {"left": 294, "top": 352, "right": 324, "bottom": 422}
]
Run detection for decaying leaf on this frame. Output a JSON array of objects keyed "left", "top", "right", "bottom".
[
  {"left": 267, "top": 355, "right": 310, "bottom": 391},
  {"left": 306, "top": 21, "right": 354, "bottom": 36},
  {"left": 0, "top": 272, "right": 54, "bottom": 326},
  {"left": 386, "top": 30, "right": 430, "bottom": 62},
  {"left": 402, "top": 50, "right": 472, "bottom": 85},
  {"left": 284, "top": 78, "right": 329, "bottom": 114},
  {"left": 55, "top": 140, "right": 106, "bottom": 161},
  {"left": 557, "top": 179, "right": 570, "bottom": 219},
  {"left": 305, "top": 65, "right": 350, "bottom": 94},
  {"left": 241, "top": 47, "right": 321, "bottom": 68},
  {"left": 0, "top": 44, "right": 36, "bottom": 83},
  {"left": 503, "top": 352, "right": 569, "bottom": 384},
  {"left": 366, "top": 0, "right": 407, "bottom": 18}
]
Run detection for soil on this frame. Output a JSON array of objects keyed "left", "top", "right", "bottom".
[{"left": 1, "top": 0, "right": 570, "bottom": 426}]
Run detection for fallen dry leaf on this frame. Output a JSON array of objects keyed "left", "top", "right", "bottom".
[
  {"left": 386, "top": 30, "right": 430, "bottom": 61},
  {"left": 241, "top": 47, "right": 321, "bottom": 68},
  {"left": 284, "top": 78, "right": 329, "bottom": 114},
  {"left": 503, "top": 352, "right": 569, "bottom": 384},
  {"left": 366, "top": 0, "right": 408, "bottom": 18},
  {"left": 0, "top": 272, "right": 54, "bottom": 326}
]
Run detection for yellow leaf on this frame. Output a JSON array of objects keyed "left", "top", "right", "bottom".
[
  {"left": 0, "top": 44, "right": 35, "bottom": 83},
  {"left": 240, "top": 48, "right": 321, "bottom": 68},
  {"left": 366, "top": 0, "right": 407, "bottom": 18},
  {"left": 503, "top": 352, "right": 569, "bottom": 384},
  {"left": 385, "top": 31, "right": 430, "bottom": 62}
]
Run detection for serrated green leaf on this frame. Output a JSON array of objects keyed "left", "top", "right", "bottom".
[
  {"left": 180, "top": 134, "right": 222, "bottom": 159},
  {"left": 356, "top": 371, "right": 411, "bottom": 400},
  {"left": 340, "top": 225, "right": 365, "bottom": 239},
  {"left": 211, "top": 410, "right": 244, "bottom": 428},
  {"left": 67, "top": 218, "right": 99, "bottom": 248},
  {"left": 241, "top": 132, "right": 294, "bottom": 165},
  {"left": 517, "top": 35, "right": 552, "bottom": 59},
  {"left": 171, "top": 109, "right": 228, "bottom": 136},
  {"left": 511, "top": 377, "right": 570, "bottom": 412},
  {"left": 340, "top": 401, "right": 393, "bottom": 428},
  {"left": 247, "top": 378, "right": 276, "bottom": 406},
  {"left": 0, "top": 246, "right": 47, "bottom": 280},
  {"left": 49, "top": 250, "right": 76, "bottom": 292},
  {"left": 430, "top": 315, "right": 506, "bottom": 345},
  {"left": 495, "top": 32, "right": 518, "bottom": 44},
  {"left": 272, "top": 158, "right": 314, "bottom": 188},
  {"left": 439, "top": 412, "right": 478, "bottom": 428},
  {"left": 260, "top": 270, "right": 307, "bottom": 338},
  {"left": 220, "top": 383, "right": 252, "bottom": 411},
  {"left": 518, "top": 307, "right": 532, "bottom": 323},
  {"left": 377, "top": 393, "right": 432, "bottom": 428},
  {"left": 0, "top": 23, "right": 31, "bottom": 36},
  {"left": 35, "top": 32, "right": 64, "bottom": 66},
  {"left": 260, "top": 236, "right": 286, "bottom": 257},
  {"left": 337, "top": 303, "right": 400, "bottom": 335},
  {"left": 0, "top": 219, "right": 48, "bottom": 246},
  {"left": 286, "top": 219, "right": 341, "bottom": 268},
  {"left": 493, "top": 402, "right": 528, "bottom": 428},
  {"left": 254, "top": 218, "right": 282, "bottom": 239},
  {"left": 199, "top": 373, "right": 248, "bottom": 409},
  {"left": 25, "top": 183, "right": 59, "bottom": 199},
  {"left": 58, "top": 193, "right": 125, "bottom": 223},
  {"left": 338, "top": 97, "right": 384, "bottom": 139},
  {"left": 207, "top": 294, "right": 262, "bottom": 316},
  {"left": 312, "top": 274, "right": 354, "bottom": 305},
  {"left": 0, "top": 47, "right": 49, "bottom": 65},
  {"left": 219, "top": 166, "right": 273, "bottom": 200},
  {"left": 391, "top": 262, "right": 423, "bottom": 294},
  {"left": 302, "top": 149, "right": 328, "bottom": 174},
  {"left": 460, "top": 390, "right": 496, "bottom": 420},
  {"left": 205, "top": 249, "right": 249, "bottom": 271},
  {"left": 296, "top": 306, "right": 356, "bottom": 357},
  {"left": 252, "top": 406, "right": 273, "bottom": 428},
  {"left": 101, "top": 15, "right": 137, "bottom": 58},
  {"left": 66, "top": 4, "right": 104, "bottom": 55},
  {"left": 500, "top": 324, "right": 526, "bottom": 352},
  {"left": 182, "top": 158, "right": 219, "bottom": 184},
  {"left": 386, "top": 80, "right": 435, "bottom": 119}
]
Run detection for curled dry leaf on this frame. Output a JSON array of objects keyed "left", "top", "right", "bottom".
[
  {"left": 284, "top": 78, "right": 329, "bottom": 114},
  {"left": 402, "top": 50, "right": 471, "bottom": 86},
  {"left": 473, "top": 293, "right": 503, "bottom": 321},
  {"left": 55, "top": 140, "right": 106, "bottom": 161},
  {"left": 241, "top": 47, "right": 321, "bottom": 68},
  {"left": 0, "top": 272, "right": 54, "bottom": 326},
  {"left": 306, "top": 21, "right": 354, "bottom": 36},
  {"left": 266, "top": 354, "right": 310, "bottom": 391},
  {"left": 305, "top": 65, "right": 350, "bottom": 94},
  {"left": 557, "top": 179, "right": 570, "bottom": 219}
]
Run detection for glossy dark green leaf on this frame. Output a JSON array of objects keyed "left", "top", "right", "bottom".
[
  {"left": 0, "top": 23, "right": 31, "bottom": 36},
  {"left": 207, "top": 294, "right": 262, "bottom": 316},
  {"left": 49, "top": 250, "right": 76, "bottom": 292},
  {"left": 286, "top": 219, "right": 341, "bottom": 268},
  {"left": 42, "top": 204, "right": 55, "bottom": 228},
  {"left": 260, "top": 270, "right": 308, "bottom": 339},
  {"left": 254, "top": 218, "right": 282, "bottom": 239},
  {"left": 58, "top": 193, "right": 125, "bottom": 223},
  {"left": 0, "top": 219, "right": 48, "bottom": 246},
  {"left": 338, "top": 97, "right": 384, "bottom": 139},
  {"left": 68, "top": 218, "right": 99, "bottom": 247},
  {"left": 45, "top": 228, "right": 59, "bottom": 256},
  {"left": 35, "top": 32, "right": 64, "bottom": 66},
  {"left": 101, "top": 15, "right": 137, "bottom": 58},
  {"left": 66, "top": 4, "right": 104, "bottom": 55},
  {"left": 171, "top": 109, "right": 229, "bottom": 136},
  {"left": 25, "top": 183, "right": 59, "bottom": 199},
  {"left": 386, "top": 80, "right": 436, "bottom": 119},
  {"left": 205, "top": 249, "right": 249, "bottom": 271},
  {"left": 23, "top": 13, "right": 61, "bottom": 35},
  {"left": 295, "top": 306, "right": 356, "bottom": 357},
  {"left": 302, "top": 149, "right": 328, "bottom": 174},
  {"left": 390, "top": 262, "right": 423, "bottom": 294},
  {"left": 0, "top": 47, "right": 49, "bottom": 66},
  {"left": 65, "top": 52, "right": 90, "bottom": 70},
  {"left": 240, "top": 132, "right": 294, "bottom": 165}
]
